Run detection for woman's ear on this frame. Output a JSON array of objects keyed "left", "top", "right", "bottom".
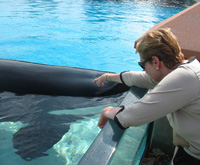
[
  {"left": 152, "top": 56, "right": 161, "bottom": 70},
  {"left": 152, "top": 56, "right": 160, "bottom": 66}
]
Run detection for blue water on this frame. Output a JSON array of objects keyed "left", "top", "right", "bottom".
[
  {"left": 0, "top": 0, "right": 185, "bottom": 73},
  {"left": 0, "top": 0, "right": 190, "bottom": 164}
]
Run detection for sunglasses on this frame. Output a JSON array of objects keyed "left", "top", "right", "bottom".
[{"left": 138, "top": 57, "right": 152, "bottom": 69}]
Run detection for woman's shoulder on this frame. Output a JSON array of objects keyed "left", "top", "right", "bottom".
[
  {"left": 179, "top": 57, "right": 200, "bottom": 69},
  {"left": 178, "top": 57, "right": 200, "bottom": 78},
  {"left": 161, "top": 63, "right": 200, "bottom": 89}
]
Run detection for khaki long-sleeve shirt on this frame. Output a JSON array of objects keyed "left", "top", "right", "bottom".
[{"left": 115, "top": 57, "right": 200, "bottom": 160}]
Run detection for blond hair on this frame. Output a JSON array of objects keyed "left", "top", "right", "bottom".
[{"left": 136, "top": 28, "right": 184, "bottom": 69}]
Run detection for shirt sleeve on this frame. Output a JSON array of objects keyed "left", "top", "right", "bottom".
[
  {"left": 120, "top": 71, "right": 157, "bottom": 89},
  {"left": 115, "top": 67, "right": 200, "bottom": 128}
]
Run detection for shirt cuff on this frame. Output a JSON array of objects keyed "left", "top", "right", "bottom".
[
  {"left": 120, "top": 71, "right": 130, "bottom": 87},
  {"left": 114, "top": 106, "right": 128, "bottom": 130}
]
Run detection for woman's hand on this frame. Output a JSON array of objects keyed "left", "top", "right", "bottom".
[
  {"left": 94, "top": 73, "right": 121, "bottom": 87},
  {"left": 94, "top": 73, "right": 109, "bottom": 87},
  {"left": 98, "top": 106, "right": 121, "bottom": 129}
]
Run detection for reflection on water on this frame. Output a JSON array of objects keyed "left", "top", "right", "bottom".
[
  {"left": 53, "top": 117, "right": 101, "bottom": 164},
  {"left": 131, "top": 0, "right": 199, "bottom": 7}
]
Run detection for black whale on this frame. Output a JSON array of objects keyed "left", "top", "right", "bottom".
[
  {"left": 0, "top": 59, "right": 129, "bottom": 96},
  {"left": 0, "top": 59, "right": 129, "bottom": 161}
]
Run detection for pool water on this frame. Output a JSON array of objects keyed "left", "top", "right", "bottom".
[
  {"left": 0, "top": 91, "right": 125, "bottom": 165},
  {"left": 0, "top": 0, "right": 186, "bottom": 73},
  {"left": 0, "top": 0, "right": 193, "bottom": 164},
  {"left": 0, "top": 111, "right": 105, "bottom": 164}
]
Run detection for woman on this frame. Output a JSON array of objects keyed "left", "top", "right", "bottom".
[{"left": 94, "top": 28, "right": 200, "bottom": 164}]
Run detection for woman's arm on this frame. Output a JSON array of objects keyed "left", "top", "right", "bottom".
[
  {"left": 115, "top": 68, "right": 200, "bottom": 128},
  {"left": 94, "top": 73, "right": 122, "bottom": 87},
  {"left": 97, "top": 106, "right": 121, "bottom": 129},
  {"left": 94, "top": 71, "right": 157, "bottom": 89}
]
